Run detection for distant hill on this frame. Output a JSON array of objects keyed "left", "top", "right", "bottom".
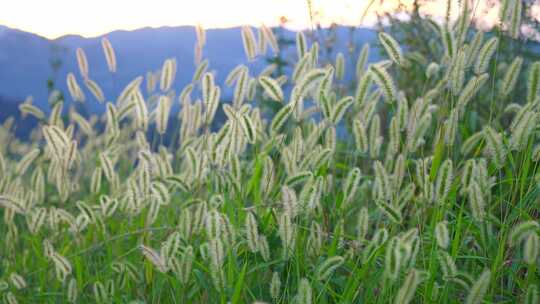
[
  {"left": 0, "top": 95, "right": 39, "bottom": 139},
  {"left": 0, "top": 25, "right": 379, "bottom": 112}
]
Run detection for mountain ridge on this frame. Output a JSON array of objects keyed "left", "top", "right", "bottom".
[{"left": 0, "top": 24, "right": 379, "bottom": 111}]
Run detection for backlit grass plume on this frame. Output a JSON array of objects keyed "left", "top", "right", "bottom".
[{"left": 0, "top": 8, "right": 539, "bottom": 304}]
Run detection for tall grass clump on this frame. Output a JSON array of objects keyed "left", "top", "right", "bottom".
[{"left": 0, "top": 6, "right": 539, "bottom": 304}]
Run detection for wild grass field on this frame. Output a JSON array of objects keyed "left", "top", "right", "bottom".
[{"left": 0, "top": 1, "right": 539, "bottom": 303}]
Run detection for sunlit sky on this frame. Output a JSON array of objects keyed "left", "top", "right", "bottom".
[{"left": 0, "top": 0, "right": 535, "bottom": 39}]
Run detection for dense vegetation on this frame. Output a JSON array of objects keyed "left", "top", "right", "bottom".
[{"left": 1, "top": 1, "right": 539, "bottom": 303}]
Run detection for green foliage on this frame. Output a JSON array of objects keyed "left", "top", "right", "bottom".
[{"left": 1, "top": 8, "right": 540, "bottom": 304}]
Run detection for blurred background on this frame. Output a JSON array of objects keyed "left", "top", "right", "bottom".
[{"left": 0, "top": 0, "right": 539, "bottom": 136}]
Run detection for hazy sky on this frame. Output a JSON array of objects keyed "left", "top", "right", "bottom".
[{"left": 0, "top": 0, "right": 516, "bottom": 39}]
